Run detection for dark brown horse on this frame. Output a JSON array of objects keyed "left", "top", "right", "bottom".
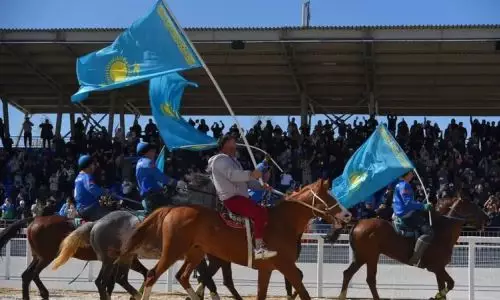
[
  {"left": 117, "top": 179, "right": 351, "bottom": 300},
  {"left": 0, "top": 215, "right": 148, "bottom": 300},
  {"left": 339, "top": 196, "right": 489, "bottom": 300}
]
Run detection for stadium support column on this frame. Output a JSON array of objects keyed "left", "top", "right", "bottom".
[
  {"left": 119, "top": 98, "right": 125, "bottom": 140},
  {"left": 108, "top": 92, "right": 117, "bottom": 137},
  {"left": 69, "top": 112, "right": 75, "bottom": 138},
  {"left": 300, "top": 93, "right": 308, "bottom": 128},
  {"left": 368, "top": 92, "right": 375, "bottom": 116},
  {"left": 2, "top": 98, "right": 10, "bottom": 137},
  {"left": 55, "top": 97, "right": 63, "bottom": 136}
]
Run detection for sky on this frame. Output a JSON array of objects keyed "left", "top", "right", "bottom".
[{"left": 1, "top": 0, "right": 500, "bottom": 140}]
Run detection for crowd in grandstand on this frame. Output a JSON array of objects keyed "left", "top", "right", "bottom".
[{"left": 0, "top": 114, "right": 499, "bottom": 230}]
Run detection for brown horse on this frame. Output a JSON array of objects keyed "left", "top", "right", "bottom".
[
  {"left": 0, "top": 215, "right": 148, "bottom": 300},
  {"left": 117, "top": 179, "right": 351, "bottom": 300},
  {"left": 339, "top": 196, "right": 489, "bottom": 300}
]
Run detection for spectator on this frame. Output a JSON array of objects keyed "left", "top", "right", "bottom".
[
  {"left": 211, "top": 121, "right": 225, "bottom": 139},
  {"left": 1, "top": 198, "right": 16, "bottom": 220},
  {"left": 58, "top": 196, "right": 78, "bottom": 218},
  {"left": 22, "top": 116, "right": 34, "bottom": 148},
  {"left": 39, "top": 119, "right": 54, "bottom": 148}
]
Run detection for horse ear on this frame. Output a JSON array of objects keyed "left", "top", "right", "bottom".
[{"left": 321, "top": 178, "right": 330, "bottom": 190}]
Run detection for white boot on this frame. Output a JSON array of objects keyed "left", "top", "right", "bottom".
[{"left": 254, "top": 239, "right": 277, "bottom": 260}]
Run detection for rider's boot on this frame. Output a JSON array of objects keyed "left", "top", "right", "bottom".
[
  {"left": 254, "top": 239, "right": 277, "bottom": 260},
  {"left": 408, "top": 234, "right": 432, "bottom": 267}
]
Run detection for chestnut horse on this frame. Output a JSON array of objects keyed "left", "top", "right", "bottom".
[
  {"left": 0, "top": 215, "right": 148, "bottom": 300},
  {"left": 117, "top": 179, "right": 351, "bottom": 300},
  {"left": 339, "top": 195, "right": 489, "bottom": 300}
]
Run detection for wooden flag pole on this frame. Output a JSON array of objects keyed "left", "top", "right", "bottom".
[{"left": 162, "top": 1, "right": 264, "bottom": 184}]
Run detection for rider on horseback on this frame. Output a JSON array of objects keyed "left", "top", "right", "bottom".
[
  {"left": 136, "top": 142, "right": 183, "bottom": 214},
  {"left": 393, "top": 171, "right": 434, "bottom": 267},
  {"left": 207, "top": 134, "right": 277, "bottom": 260},
  {"left": 74, "top": 155, "right": 110, "bottom": 221}
]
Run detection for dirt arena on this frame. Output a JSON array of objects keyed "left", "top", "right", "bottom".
[{"left": 0, "top": 289, "right": 292, "bottom": 300}]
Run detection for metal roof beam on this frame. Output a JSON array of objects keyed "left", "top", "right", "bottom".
[{"left": 3, "top": 27, "right": 500, "bottom": 43}]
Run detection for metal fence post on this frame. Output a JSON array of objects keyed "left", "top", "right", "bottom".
[
  {"left": 316, "top": 237, "right": 324, "bottom": 298},
  {"left": 5, "top": 241, "right": 11, "bottom": 280},
  {"left": 26, "top": 238, "right": 32, "bottom": 267},
  {"left": 88, "top": 261, "right": 94, "bottom": 282},
  {"left": 167, "top": 261, "right": 174, "bottom": 292},
  {"left": 468, "top": 238, "right": 475, "bottom": 300}
]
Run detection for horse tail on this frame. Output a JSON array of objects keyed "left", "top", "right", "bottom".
[
  {"left": 117, "top": 208, "right": 171, "bottom": 264},
  {"left": 52, "top": 222, "right": 94, "bottom": 270},
  {"left": 0, "top": 217, "right": 34, "bottom": 254}
]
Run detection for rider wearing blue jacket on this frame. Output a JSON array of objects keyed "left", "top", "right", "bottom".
[
  {"left": 393, "top": 171, "right": 433, "bottom": 267},
  {"left": 135, "top": 142, "right": 178, "bottom": 214},
  {"left": 74, "top": 155, "right": 109, "bottom": 221}
]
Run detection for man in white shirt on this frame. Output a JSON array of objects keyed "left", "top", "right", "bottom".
[{"left": 279, "top": 171, "right": 294, "bottom": 192}]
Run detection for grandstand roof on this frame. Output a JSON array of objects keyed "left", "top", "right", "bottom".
[{"left": 1, "top": 25, "right": 500, "bottom": 116}]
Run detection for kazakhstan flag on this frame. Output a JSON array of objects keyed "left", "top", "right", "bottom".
[
  {"left": 72, "top": 0, "right": 202, "bottom": 102},
  {"left": 330, "top": 124, "right": 414, "bottom": 208},
  {"left": 149, "top": 73, "right": 217, "bottom": 151}
]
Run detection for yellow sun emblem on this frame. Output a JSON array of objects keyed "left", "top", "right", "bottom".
[
  {"left": 106, "top": 56, "right": 129, "bottom": 83},
  {"left": 160, "top": 102, "right": 180, "bottom": 119},
  {"left": 348, "top": 171, "right": 368, "bottom": 191}
]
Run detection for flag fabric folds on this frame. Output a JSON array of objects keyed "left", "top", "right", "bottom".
[
  {"left": 330, "top": 124, "right": 414, "bottom": 208},
  {"left": 149, "top": 73, "right": 217, "bottom": 151},
  {"left": 71, "top": 0, "right": 202, "bottom": 102}
]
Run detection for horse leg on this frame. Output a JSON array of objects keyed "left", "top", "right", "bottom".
[
  {"left": 365, "top": 257, "right": 381, "bottom": 300},
  {"left": 21, "top": 258, "right": 38, "bottom": 300},
  {"left": 142, "top": 237, "right": 187, "bottom": 300},
  {"left": 289, "top": 267, "right": 303, "bottom": 299},
  {"left": 276, "top": 262, "right": 310, "bottom": 300},
  {"left": 432, "top": 269, "right": 447, "bottom": 300},
  {"left": 257, "top": 269, "right": 273, "bottom": 300},
  {"left": 30, "top": 258, "right": 51, "bottom": 300},
  {"left": 193, "top": 259, "right": 216, "bottom": 299},
  {"left": 114, "top": 264, "right": 142, "bottom": 300},
  {"left": 442, "top": 269, "right": 455, "bottom": 291},
  {"left": 95, "top": 262, "right": 115, "bottom": 300},
  {"left": 130, "top": 256, "right": 148, "bottom": 295},
  {"left": 220, "top": 260, "right": 244, "bottom": 300},
  {"left": 176, "top": 249, "right": 205, "bottom": 300},
  {"left": 339, "top": 261, "right": 363, "bottom": 300},
  {"left": 105, "top": 264, "right": 118, "bottom": 297}
]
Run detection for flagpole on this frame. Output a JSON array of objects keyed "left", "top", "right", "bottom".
[
  {"left": 413, "top": 169, "right": 433, "bottom": 227},
  {"left": 162, "top": 1, "right": 264, "bottom": 184}
]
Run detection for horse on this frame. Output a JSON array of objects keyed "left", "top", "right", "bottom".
[
  {"left": 52, "top": 173, "right": 310, "bottom": 300},
  {"left": 0, "top": 215, "right": 149, "bottom": 300},
  {"left": 338, "top": 194, "right": 489, "bottom": 300},
  {"left": 116, "top": 178, "right": 352, "bottom": 300}
]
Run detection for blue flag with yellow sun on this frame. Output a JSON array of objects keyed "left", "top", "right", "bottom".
[
  {"left": 330, "top": 124, "right": 414, "bottom": 208},
  {"left": 71, "top": 0, "right": 202, "bottom": 102},
  {"left": 149, "top": 73, "right": 217, "bottom": 151}
]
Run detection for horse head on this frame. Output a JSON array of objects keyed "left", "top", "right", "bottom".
[
  {"left": 289, "top": 178, "right": 352, "bottom": 224},
  {"left": 447, "top": 195, "right": 489, "bottom": 230}
]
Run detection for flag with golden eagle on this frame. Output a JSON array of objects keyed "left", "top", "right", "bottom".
[
  {"left": 330, "top": 124, "right": 414, "bottom": 208},
  {"left": 149, "top": 73, "right": 217, "bottom": 152},
  {"left": 71, "top": 0, "right": 202, "bottom": 102}
]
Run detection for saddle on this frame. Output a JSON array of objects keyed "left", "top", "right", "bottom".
[
  {"left": 392, "top": 217, "right": 419, "bottom": 238},
  {"left": 218, "top": 205, "right": 253, "bottom": 229},
  {"left": 217, "top": 203, "right": 254, "bottom": 268}
]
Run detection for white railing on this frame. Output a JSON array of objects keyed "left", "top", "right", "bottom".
[{"left": 1, "top": 230, "right": 499, "bottom": 300}]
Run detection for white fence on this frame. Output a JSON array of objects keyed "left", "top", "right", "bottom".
[{"left": 1, "top": 230, "right": 500, "bottom": 299}]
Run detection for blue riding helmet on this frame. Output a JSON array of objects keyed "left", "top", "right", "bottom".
[
  {"left": 78, "top": 155, "right": 93, "bottom": 170},
  {"left": 136, "top": 142, "right": 153, "bottom": 156}
]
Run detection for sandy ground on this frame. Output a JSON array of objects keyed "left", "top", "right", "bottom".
[{"left": 0, "top": 289, "right": 291, "bottom": 300}]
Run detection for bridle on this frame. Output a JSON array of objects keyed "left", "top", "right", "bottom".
[
  {"left": 445, "top": 197, "right": 484, "bottom": 222},
  {"left": 286, "top": 188, "right": 350, "bottom": 223}
]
